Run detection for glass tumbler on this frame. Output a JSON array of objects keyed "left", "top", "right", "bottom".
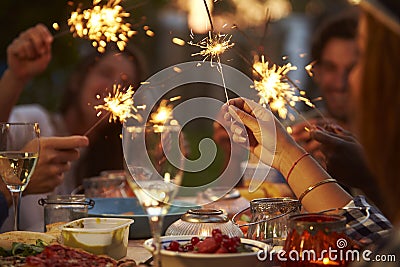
[
  {"left": 282, "top": 213, "right": 354, "bottom": 267},
  {"left": 233, "top": 197, "right": 301, "bottom": 245},
  {"left": 39, "top": 194, "right": 94, "bottom": 231}
]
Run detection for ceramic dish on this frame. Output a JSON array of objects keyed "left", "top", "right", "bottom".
[
  {"left": 62, "top": 217, "right": 134, "bottom": 260},
  {"left": 143, "top": 235, "right": 271, "bottom": 267},
  {"left": 88, "top": 198, "right": 200, "bottom": 239}
]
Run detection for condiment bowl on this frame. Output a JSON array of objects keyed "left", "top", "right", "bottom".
[{"left": 61, "top": 217, "right": 134, "bottom": 260}]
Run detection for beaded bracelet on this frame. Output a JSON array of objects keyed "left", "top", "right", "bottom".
[
  {"left": 298, "top": 178, "right": 338, "bottom": 203},
  {"left": 286, "top": 153, "right": 310, "bottom": 183}
]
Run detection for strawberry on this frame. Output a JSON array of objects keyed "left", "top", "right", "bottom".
[
  {"left": 194, "top": 237, "right": 219, "bottom": 253},
  {"left": 215, "top": 246, "right": 229, "bottom": 254}
]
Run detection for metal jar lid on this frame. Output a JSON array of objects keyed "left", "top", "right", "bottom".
[{"left": 181, "top": 209, "right": 229, "bottom": 223}]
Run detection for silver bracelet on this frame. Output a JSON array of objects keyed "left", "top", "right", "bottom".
[{"left": 298, "top": 178, "right": 338, "bottom": 203}]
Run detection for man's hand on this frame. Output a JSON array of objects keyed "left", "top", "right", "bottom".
[{"left": 24, "top": 136, "right": 89, "bottom": 195}]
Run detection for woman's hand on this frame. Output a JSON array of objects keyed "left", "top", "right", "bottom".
[
  {"left": 6, "top": 23, "right": 53, "bottom": 82},
  {"left": 24, "top": 136, "right": 89, "bottom": 195},
  {"left": 222, "top": 97, "right": 300, "bottom": 171}
]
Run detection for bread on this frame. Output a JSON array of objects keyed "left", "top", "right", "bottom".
[
  {"left": 45, "top": 221, "right": 66, "bottom": 242},
  {"left": 0, "top": 231, "right": 57, "bottom": 250}
]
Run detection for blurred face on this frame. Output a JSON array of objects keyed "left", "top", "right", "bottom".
[
  {"left": 79, "top": 52, "right": 136, "bottom": 127},
  {"left": 313, "top": 38, "right": 358, "bottom": 123}
]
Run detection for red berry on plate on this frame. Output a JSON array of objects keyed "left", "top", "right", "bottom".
[
  {"left": 214, "top": 233, "right": 223, "bottom": 244},
  {"left": 211, "top": 228, "right": 222, "bottom": 237},
  {"left": 216, "top": 246, "right": 229, "bottom": 254},
  {"left": 185, "top": 244, "right": 194, "bottom": 251},
  {"left": 228, "top": 245, "right": 237, "bottom": 253},
  {"left": 168, "top": 240, "right": 180, "bottom": 251},
  {"left": 195, "top": 237, "right": 219, "bottom": 253},
  {"left": 191, "top": 236, "right": 200, "bottom": 245},
  {"left": 231, "top": 236, "right": 241, "bottom": 246}
]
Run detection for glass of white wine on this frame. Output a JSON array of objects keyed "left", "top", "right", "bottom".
[
  {"left": 123, "top": 121, "right": 184, "bottom": 267},
  {"left": 0, "top": 122, "right": 40, "bottom": 230}
]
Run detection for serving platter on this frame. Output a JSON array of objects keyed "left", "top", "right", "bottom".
[{"left": 88, "top": 198, "right": 200, "bottom": 239}]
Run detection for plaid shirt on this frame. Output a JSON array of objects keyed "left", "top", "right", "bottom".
[{"left": 343, "top": 195, "right": 393, "bottom": 247}]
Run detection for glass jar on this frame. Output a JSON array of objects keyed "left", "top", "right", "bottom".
[
  {"left": 233, "top": 197, "right": 301, "bottom": 245},
  {"left": 38, "top": 194, "right": 94, "bottom": 231},
  {"left": 282, "top": 213, "right": 353, "bottom": 267}
]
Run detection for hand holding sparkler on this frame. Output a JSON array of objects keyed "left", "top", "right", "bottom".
[
  {"left": 6, "top": 23, "right": 53, "bottom": 81},
  {"left": 222, "top": 97, "right": 290, "bottom": 169}
]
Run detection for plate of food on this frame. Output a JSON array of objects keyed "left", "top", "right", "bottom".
[{"left": 88, "top": 198, "right": 200, "bottom": 239}]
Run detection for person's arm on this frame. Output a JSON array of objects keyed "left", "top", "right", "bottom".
[
  {"left": 0, "top": 24, "right": 53, "bottom": 122},
  {"left": 224, "top": 98, "right": 352, "bottom": 212}
]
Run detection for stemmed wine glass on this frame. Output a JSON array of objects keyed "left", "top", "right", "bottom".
[
  {"left": 0, "top": 122, "right": 40, "bottom": 231},
  {"left": 122, "top": 120, "right": 184, "bottom": 267}
]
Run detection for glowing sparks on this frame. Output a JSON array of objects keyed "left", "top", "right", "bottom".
[
  {"left": 95, "top": 84, "right": 141, "bottom": 123},
  {"left": 172, "top": 37, "right": 186, "bottom": 46},
  {"left": 149, "top": 97, "right": 181, "bottom": 125},
  {"left": 189, "top": 31, "right": 234, "bottom": 64},
  {"left": 150, "top": 100, "right": 174, "bottom": 125},
  {"left": 253, "top": 55, "right": 314, "bottom": 120},
  {"left": 67, "top": 0, "right": 136, "bottom": 53},
  {"left": 305, "top": 60, "right": 316, "bottom": 77},
  {"left": 53, "top": 23, "right": 60, "bottom": 31}
]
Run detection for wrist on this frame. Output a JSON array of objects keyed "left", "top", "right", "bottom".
[
  {"left": 275, "top": 141, "right": 306, "bottom": 178},
  {"left": 3, "top": 69, "right": 31, "bottom": 86}
]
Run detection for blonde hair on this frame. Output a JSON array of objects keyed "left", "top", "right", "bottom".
[{"left": 358, "top": 12, "right": 400, "bottom": 222}]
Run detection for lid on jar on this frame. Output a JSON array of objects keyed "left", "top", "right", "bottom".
[
  {"left": 38, "top": 194, "right": 94, "bottom": 207},
  {"left": 181, "top": 209, "right": 229, "bottom": 223}
]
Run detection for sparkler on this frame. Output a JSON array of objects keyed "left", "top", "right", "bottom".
[
  {"left": 252, "top": 55, "right": 315, "bottom": 120},
  {"left": 84, "top": 84, "right": 142, "bottom": 136},
  {"left": 67, "top": 0, "right": 136, "bottom": 53},
  {"left": 187, "top": 0, "right": 234, "bottom": 104},
  {"left": 189, "top": 31, "right": 235, "bottom": 65},
  {"left": 149, "top": 96, "right": 181, "bottom": 125}
]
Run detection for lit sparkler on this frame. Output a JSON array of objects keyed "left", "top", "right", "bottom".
[
  {"left": 185, "top": 0, "right": 233, "bottom": 104},
  {"left": 95, "top": 84, "right": 142, "bottom": 123},
  {"left": 189, "top": 31, "right": 235, "bottom": 65},
  {"left": 150, "top": 96, "right": 181, "bottom": 125},
  {"left": 253, "top": 55, "right": 314, "bottom": 120},
  {"left": 67, "top": 0, "right": 136, "bottom": 53},
  {"left": 84, "top": 84, "right": 142, "bottom": 136}
]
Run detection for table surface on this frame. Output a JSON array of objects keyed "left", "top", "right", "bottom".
[
  {"left": 127, "top": 239, "right": 152, "bottom": 264},
  {"left": 123, "top": 184, "right": 294, "bottom": 264}
]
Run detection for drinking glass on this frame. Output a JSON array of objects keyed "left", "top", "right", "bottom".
[
  {"left": 122, "top": 122, "right": 184, "bottom": 267},
  {"left": 0, "top": 122, "right": 40, "bottom": 230}
]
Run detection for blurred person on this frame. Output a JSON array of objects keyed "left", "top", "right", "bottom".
[
  {"left": 0, "top": 24, "right": 146, "bottom": 231},
  {"left": 291, "top": 12, "right": 358, "bottom": 155},
  {"left": 290, "top": 12, "right": 382, "bottom": 207},
  {"left": 222, "top": 0, "right": 399, "bottom": 254},
  {"left": 0, "top": 24, "right": 89, "bottom": 231}
]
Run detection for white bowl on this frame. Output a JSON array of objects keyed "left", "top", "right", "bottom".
[
  {"left": 61, "top": 217, "right": 134, "bottom": 260},
  {"left": 143, "top": 235, "right": 271, "bottom": 267}
]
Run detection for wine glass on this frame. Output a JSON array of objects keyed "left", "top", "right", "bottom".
[
  {"left": 122, "top": 121, "right": 184, "bottom": 267},
  {"left": 0, "top": 122, "right": 40, "bottom": 231}
]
